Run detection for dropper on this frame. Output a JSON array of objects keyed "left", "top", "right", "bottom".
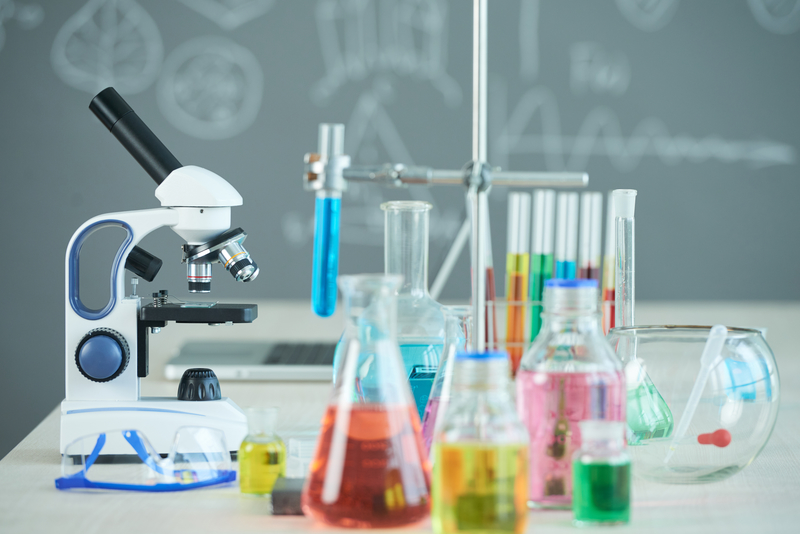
[{"left": 664, "top": 325, "right": 728, "bottom": 463}]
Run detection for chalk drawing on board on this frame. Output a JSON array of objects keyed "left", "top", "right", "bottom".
[
  {"left": 175, "top": 0, "right": 275, "bottom": 31},
  {"left": 51, "top": 0, "right": 162, "bottom": 95},
  {"left": 748, "top": 0, "right": 800, "bottom": 34},
  {"left": 490, "top": 84, "right": 796, "bottom": 173},
  {"left": 615, "top": 0, "right": 679, "bottom": 32},
  {"left": 519, "top": 0, "right": 539, "bottom": 81},
  {"left": 570, "top": 42, "right": 630, "bottom": 97},
  {"left": 0, "top": 1, "right": 43, "bottom": 53},
  {"left": 157, "top": 36, "right": 263, "bottom": 140},
  {"left": 311, "top": 0, "right": 461, "bottom": 107}
]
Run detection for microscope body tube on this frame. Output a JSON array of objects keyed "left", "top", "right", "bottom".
[{"left": 89, "top": 87, "right": 181, "bottom": 185}]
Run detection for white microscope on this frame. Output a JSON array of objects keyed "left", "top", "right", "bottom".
[{"left": 61, "top": 88, "right": 259, "bottom": 455}]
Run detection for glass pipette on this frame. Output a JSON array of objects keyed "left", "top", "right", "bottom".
[
  {"left": 506, "top": 192, "right": 531, "bottom": 376},
  {"left": 664, "top": 325, "right": 728, "bottom": 463},
  {"left": 578, "top": 192, "right": 603, "bottom": 281},
  {"left": 530, "top": 189, "right": 555, "bottom": 341},
  {"left": 614, "top": 190, "right": 636, "bottom": 327},
  {"left": 556, "top": 192, "right": 579, "bottom": 279},
  {"left": 601, "top": 192, "right": 615, "bottom": 335}
]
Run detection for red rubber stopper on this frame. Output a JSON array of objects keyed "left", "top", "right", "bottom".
[{"left": 697, "top": 429, "right": 732, "bottom": 448}]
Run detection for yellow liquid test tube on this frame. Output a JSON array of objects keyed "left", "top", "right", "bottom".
[{"left": 506, "top": 193, "right": 531, "bottom": 376}]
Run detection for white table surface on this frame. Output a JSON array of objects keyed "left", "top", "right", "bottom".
[{"left": 1, "top": 300, "right": 799, "bottom": 534}]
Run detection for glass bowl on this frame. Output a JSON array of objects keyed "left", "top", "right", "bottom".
[{"left": 607, "top": 325, "right": 780, "bottom": 484}]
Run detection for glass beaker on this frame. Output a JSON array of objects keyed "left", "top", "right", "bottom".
[
  {"left": 302, "top": 274, "right": 431, "bottom": 528},
  {"left": 572, "top": 421, "right": 631, "bottom": 526},
  {"left": 381, "top": 201, "right": 446, "bottom": 421},
  {"left": 516, "top": 279, "right": 626, "bottom": 509},
  {"left": 421, "top": 306, "right": 473, "bottom": 455},
  {"left": 432, "top": 351, "right": 529, "bottom": 534},
  {"left": 239, "top": 407, "right": 286, "bottom": 495}
]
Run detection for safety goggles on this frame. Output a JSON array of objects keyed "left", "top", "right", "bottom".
[{"left": 56, "top": 427, "right": 235, "bottom": 492}]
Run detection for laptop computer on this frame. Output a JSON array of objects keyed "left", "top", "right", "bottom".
[{"left": 164, "top": 341, "right": 337, "bottom": 381}]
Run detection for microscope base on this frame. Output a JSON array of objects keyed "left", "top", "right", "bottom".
[{"left": 60, "top": 397, "right": 248, "bottom": 455}]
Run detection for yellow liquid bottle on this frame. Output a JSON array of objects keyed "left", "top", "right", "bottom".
[{"left": 239, "top": 407, "right": 286, "bottom": 495}]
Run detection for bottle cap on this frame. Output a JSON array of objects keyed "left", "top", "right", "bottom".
[
  {"left": 545, "top": 279, "right": 598, "bottom": 289},
  {"left": 578, "top": 420, "right": 626, "bottom": 442},
  {"left": 455, "top": 350, "right": 507, "bottom": 360},
  {"left": 612, "top": 189, "right": 637, "bottom": 218}
]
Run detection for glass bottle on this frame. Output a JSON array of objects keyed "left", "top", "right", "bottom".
[
  {"left": 516, "top": 279, "right": 625, "bottom": 509},
  {"left": 302, "top": 274, "right": 431, "bottom": 528},
  {"left": 572, "top": 421, "right": 631, "bottom": 526},
  {"left": 421, "top": 305, "right": 473, "bottom": 456},
  {"left": 381, "top": 201, "right": 446, "bottom": 421},
  {"left": 238, "top": 407, "right": 286, "bottom": 495},
  {"left": 432, "top": 351, "right": 529, "bottom": 534}
]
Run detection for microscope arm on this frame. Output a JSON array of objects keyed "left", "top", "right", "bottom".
[{"left": 66, "top": 208, "right": 180, "bottom": 321}]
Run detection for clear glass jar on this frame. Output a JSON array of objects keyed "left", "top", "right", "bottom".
[
  {"left": 302, "top": 274, "right": 431, "bottom": 528},
  {"left": 381, "top": 201, "right": 446, "bottom": 421},
  {"left": 572, "top": 421, "right": 631, "bottom": 526},
  {"left": 432, "top": 352, "right": 529, "bottom": 534},
  {"left": 516, "top": 279, "right": 626, "bottom": 509},
  {"left": 238, "top": 407, "right": 286, "bottom": 495},
  {"left": 421, "top": 305, "right": 473, "bottom": 455}
]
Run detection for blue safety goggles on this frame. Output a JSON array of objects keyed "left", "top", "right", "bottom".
[{"left": 56, "top": 427, "right": 235, "bottom": 492}]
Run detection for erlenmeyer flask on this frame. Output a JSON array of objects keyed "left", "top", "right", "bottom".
[
  {"left": 421, "top": 306, "right": 472, "bottom": 456},
  {"left": 302, "top": 274, "right": 431, "bottom": 528},
  {"left": 381, "top": 201, "right": 446, "bottom": 421}
]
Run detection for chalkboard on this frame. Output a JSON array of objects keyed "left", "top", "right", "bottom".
[{"left": 0, "top": 0, "right": 798, "bottom": 456}]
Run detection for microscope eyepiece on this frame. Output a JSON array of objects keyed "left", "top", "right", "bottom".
[{"left": 182, "top": 228, "right": 258, "bottom": 292}]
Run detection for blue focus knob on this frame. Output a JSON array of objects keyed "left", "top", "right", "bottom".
[{"left": 75, "top": 328, "right": 130, "bottom": 382}]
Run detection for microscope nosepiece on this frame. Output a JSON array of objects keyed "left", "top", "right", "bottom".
[{"left": 182, "top": 227, "right": 259, "bottom": 291}]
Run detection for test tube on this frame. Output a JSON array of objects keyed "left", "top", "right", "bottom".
[
  {"left": 556, "top": 192, "right": 579, "bottom": 279},
  {"left": 601, "top": 192, "right": 615, "bottom": 334},
  {"left": 529, "top": 189, "right": 555, "bottom": 341},
  {"left": 614, "top": 190, "right": 637, "bottom": 327},
  {"left": 506, "top": 192, "right": 531, "bottom": 376},
  {"left": 578, "top": 192, "right": 603, "bottom": 281},
  {"left": 477, "top": 194, "right": 499, "bottom": 348}
]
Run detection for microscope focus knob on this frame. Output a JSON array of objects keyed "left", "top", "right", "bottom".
[{"left": 75, "top": 328, "right": 130, "bottom": 382}]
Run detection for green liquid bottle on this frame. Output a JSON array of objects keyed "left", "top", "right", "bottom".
[
  {"left": 572, "top": 421, "right": 630, "bottom": 526},
  {"left": 239, "top": 407, "right": 286, "bottom": 495}
]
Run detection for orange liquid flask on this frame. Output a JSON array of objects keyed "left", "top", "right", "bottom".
[{"left": 302, "top": 274, "right": 431, "bottom": 528}]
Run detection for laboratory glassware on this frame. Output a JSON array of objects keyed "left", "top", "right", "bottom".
[
  {"left": 57, "top": 427, "right": 235, "bottom": 491},
  {"left": 555, "top": 192, "right": 579, "bottom": 279},
  {"left": 612, "top": 189, "right": 674, "bottom": 443},
  {"left": 572, "top": 421, "right": 630, "bottom": 526},
  {"left": 516, "top": 279, "right": 625, "bottom": 509},
  {"left": 302, "top": 274, "right": 431, "bottom": 528},
  {"left": 382, "top": 201, "right": 447, "bottom": 421},
  {"left": 607, "top": 325, "right": 780, "bottom": 484},
  {"left": 432, "top": 351, "right": 529, "bottom": 534},
  {"left": 506, "top": 192, "right": 531, "bottom": 375},
  {"left": 530, "top": 189, "right": 555, "bottom": 341},
  {"left": 421, "top": 306, "right": 473, "bottom": 455},
  {"left": 239, "top": 407, "right": 286, "bottom": 495},
  {"left": 601, "top": 192, "right": 615, "bottom": 334},
  {"left": 578, "top": 192, "right": 603, "bottom": 281}
]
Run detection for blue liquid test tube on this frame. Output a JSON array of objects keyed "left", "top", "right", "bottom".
[{"left": 311, "top": 191, "right": 341, "bottom": 317}]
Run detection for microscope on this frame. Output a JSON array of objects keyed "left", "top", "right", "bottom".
[{"left": 61, "top": 88, "right": 259, "bottom": 455}]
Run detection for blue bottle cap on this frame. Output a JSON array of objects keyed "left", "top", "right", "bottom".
[
  {"left": 544, "top": 278, "right": 598, "bottom": 289},
  {"left": 455, "top": 350, "right": 508, "bottom": 360}
]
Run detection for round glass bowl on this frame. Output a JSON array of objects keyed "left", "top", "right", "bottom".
[{"left": 607, "top": 325, "right": 780, "bottom": 484}]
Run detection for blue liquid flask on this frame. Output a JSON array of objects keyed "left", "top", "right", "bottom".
[{"left": 333, "top": 202, "right": 445, "bottom": 420}]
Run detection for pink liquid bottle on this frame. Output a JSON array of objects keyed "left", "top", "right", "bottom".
[{"left": 516, "top": 279, "right": 625, "bottom": 510}]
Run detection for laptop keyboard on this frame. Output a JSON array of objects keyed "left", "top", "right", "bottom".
[{"left": 263, "top": 343, "right": 337, "bottom": 366}]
